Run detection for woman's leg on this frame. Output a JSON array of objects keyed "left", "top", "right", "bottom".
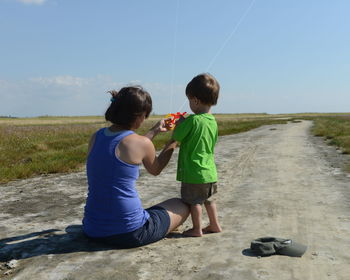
[{"left": 155, "top": 198, "right": 190, "bottom": 234}]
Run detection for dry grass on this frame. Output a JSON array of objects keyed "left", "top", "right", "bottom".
[
  {"left": 310, "top": 115, "right": 350, "bottom": 173},
  {"left": 0, "top": 116, "right": 106, "bottom": 126},
  {"left": 1, "top": 113, "right": 349, "bottom": 183}
]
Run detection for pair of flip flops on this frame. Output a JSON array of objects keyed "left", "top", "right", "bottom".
[{"left": 250, "top": 237, "right": 307, "bottom": 257}]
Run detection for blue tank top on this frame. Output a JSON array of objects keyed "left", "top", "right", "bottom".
[{"left": 83, "top": 128, "right": 150, "bottom": 237}]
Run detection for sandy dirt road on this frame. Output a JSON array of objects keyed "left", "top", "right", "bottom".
[{"left": 0, "top": 120, "right": 349, "bottom": 280}]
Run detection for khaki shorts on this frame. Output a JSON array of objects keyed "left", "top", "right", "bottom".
[{"left": 181, "top": 182, "right": 218, "bottom": 205}]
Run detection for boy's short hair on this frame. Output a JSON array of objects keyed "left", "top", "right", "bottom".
[
  {"left": 105, "top": 86, "right": 152, "bottom": 129},
  {"left": 186, "top": 73, "right": 220, "bottom": 105}
]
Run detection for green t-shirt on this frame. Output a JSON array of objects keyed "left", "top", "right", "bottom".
[{"left": 172, "top": 113, "right": 218, "bottom": 184}]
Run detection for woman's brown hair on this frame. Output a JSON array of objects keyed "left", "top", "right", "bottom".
[{"left": 105, "top": 86, "right": 152, "bottom": 129}]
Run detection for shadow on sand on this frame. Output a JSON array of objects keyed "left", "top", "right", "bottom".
[
  {"left": 242, "top": 248, "right": 280, "bottom": 258},
  {"left": 0, "top": 225, "right": 187, "bottom": 262},
  {"left": 0, "top": 225, "right": 114, "bottom": 262},
  {"left": 242, "top": 248, "right": 259, "bottom": 257}
]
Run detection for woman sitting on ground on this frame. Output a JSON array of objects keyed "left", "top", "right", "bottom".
[{"left": 82, "top": 86, "right": 189, "bottom": 248}]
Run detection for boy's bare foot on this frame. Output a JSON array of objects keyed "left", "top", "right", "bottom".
[
  {"left": 182, "top": 228, "right": 203, "bottom": 237},
  {"left": 202, "top": 225, "right": 222, "bottom": 234}
]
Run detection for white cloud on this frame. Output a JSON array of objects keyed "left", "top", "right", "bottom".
[
  {"left": 16, "top": 0, "right": 46, "bottom": 5},
  {"left": 2, "top": 74, "right": 347, "bottom": 117},
  {"left": 0, "top": 75, "right": 117, "bottom": 117},
  {"left": 30, "top": 76, "right": 87, "bottom": 87},
  {"left": 0, "top": 75, "right": 185, "bottom": 117}
]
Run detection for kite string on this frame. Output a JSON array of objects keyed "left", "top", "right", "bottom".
[
  {"left": 177, "top": 0, "right": 256, "bottom": 112},
  {"left": 205, "top": 0, "right": 256, "bottom": 72},
  {"left": 169, "top": 0, "right": 180, "bottom": 113}
]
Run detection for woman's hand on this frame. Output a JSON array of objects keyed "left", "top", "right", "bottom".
[
  {"left": 154, "top": 119, "right": 168, "bottom": 133},
  {"left": 144, "top": 119, "right": 168, "bottom": 140}
]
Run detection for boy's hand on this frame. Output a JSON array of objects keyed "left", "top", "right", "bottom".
[
  {"left": 175, "top": 114, "right": 185, "bottom": 126},
  {"left": 164, "top": 112, "right": 186, "bottom": 130}
]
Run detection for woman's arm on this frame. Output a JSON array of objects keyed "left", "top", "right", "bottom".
[
  {"left": 116, "top": 119, "right": 177, "bottom": 175},
  {"left": 144, "top": 119, "right": 168, "bottom": 140},
  {"left": 87, "top": 132, "right": 97, "bottom": 156},
  {"left": 142, "top": 137, "right": 177, "bottom": 176},
  {"left": 142, "top": 119, "right": 177, "bottom": 175}
]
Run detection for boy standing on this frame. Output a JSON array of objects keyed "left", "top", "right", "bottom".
[{"left": 172, "top": 73, "right": 222, "bottom": 237}]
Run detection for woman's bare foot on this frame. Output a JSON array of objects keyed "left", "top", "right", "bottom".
[
  {"left": 202, "top": 225, "right": 222, "bottom": 234},
  {"left": 182, "top": 228, "right": 203, "bottom": 237},
  {"left": 170, "top": 225, "right": 184, "bottom": 233}
]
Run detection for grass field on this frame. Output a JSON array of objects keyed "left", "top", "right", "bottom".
[
  {"left": 0, "top": 113, "right": 349, "bottom": 183},
  {"left": 311, "top": 115, "right": 350, "bottom": 154}
]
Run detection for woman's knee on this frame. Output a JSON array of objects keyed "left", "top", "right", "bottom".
[
  {"left": 156, "top": 198, "right": 190, "bottom": 229},
  {"left": 156, "top": 198, "right": 190, "bottom": 217},
  {"left": 156, "top": 198, "right": 189, "bottom": 233}
]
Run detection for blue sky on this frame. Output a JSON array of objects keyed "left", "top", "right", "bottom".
[{"left": 0, "top": 0, "right": 349, "bottom": 117}]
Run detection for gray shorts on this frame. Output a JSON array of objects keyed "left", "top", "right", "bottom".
[
  {"left": 181, "top": 182, "right": 218, "bottom": 205},
  {"left": 85, "top": 206, "right": 170, "bottom": 249}
]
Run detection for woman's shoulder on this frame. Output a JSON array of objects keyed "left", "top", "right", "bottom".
[
  {"left": 117, "top": 133, "right": 153, "bottom": 165},
  {"left": 121, "top": 133, "right": 152, "bottom": 147}
]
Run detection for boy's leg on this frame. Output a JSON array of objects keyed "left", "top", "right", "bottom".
[
  {"left": 203, "top": 201, "right": 222, "bottom": 233},
  {"left": 183, "top": 204, "right": 203, "bottom": 237}
]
